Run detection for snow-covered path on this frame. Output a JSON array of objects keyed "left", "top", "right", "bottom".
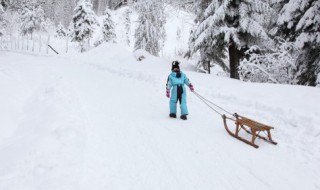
[{"left": 1, "top": 47, "right": 320, "bottom": 190}]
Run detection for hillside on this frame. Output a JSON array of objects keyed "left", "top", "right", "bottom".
[{"left": 0, "top": 43, "right": 320, "bottom": 190}]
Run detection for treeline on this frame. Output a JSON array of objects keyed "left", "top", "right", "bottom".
[
  {"left": 186, "top": 0, "right": 320, "bottom": 87},
  {"left": 1, "top": 0, "right": 319, "bottom": 87}
]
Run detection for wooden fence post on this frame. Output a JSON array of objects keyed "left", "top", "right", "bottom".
[
  {"left": 66, "top": 36, "right": 69, "bottom": 53},
  {"left": 46, "top": 35, "right": 50, "bottom": 54},
  {"left": 32, "top": 35, "right": 35, "bottom": 52},
  {"left": 39, "top": 35, "right": 42, "bottom": 53},
  {"left": 27, "top": 34, "right": 29, "bottom": 51},
  {"left": 22, "top": 35, "right": 25, "bottom": 50},
  {"left": 10, "top": 35, "right": 13, "bottom": 50}
]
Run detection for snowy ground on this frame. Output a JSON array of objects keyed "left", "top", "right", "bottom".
[{"left": 0, "top": 44, "right": 320, "bottom": 190}]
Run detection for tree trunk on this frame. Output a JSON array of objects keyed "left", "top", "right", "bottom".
[{"left": 229, "top": 43, "right": 240, "bottom": 79}]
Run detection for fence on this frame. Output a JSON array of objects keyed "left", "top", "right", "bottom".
[{"left": 0, "top": 34, "right": 69, "bottom": 55}]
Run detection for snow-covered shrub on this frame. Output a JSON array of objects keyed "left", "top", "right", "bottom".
[
  {"left": 133, "top": 49, "right": 153, "bottom": 61},
  {"left": 71, "top": 0, "right": 98, "bottom": 52},
  {"left": 239, "top": 38, "right": 299, "bottom": 84}
]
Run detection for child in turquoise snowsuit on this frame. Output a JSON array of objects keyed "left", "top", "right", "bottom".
[{"left": 166, "top": 61, "right": 194, "bottom": 120}]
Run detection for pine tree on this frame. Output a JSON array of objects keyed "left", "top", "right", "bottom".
[
  {"left": 124, "top": 8, "right": 131, "bottom": 46},
  {"left": 188, "top": 0, "right": 272, "bottom": 78},
  {"left": 134, "top": 0, "right": 166, "bottom": 56},
  {"left": 0, "top": 4, "right": 4, "bottom": 35},
  {"left": 277, "top": 0, "right": 320, "bottom": 86},
  {"left": 55, "top": 22, "right": 67, "bottom": 38},
  {"left": 19, "top": 0, "right": 45, "bottom": 36},
  {"left": 0, "top": 0, "right": 9, "bottom": 10},
  {"left": 71, "top": 0, "right": 98, "bottom": 52},
  {"left": 102, "top": 7, "right": 116, "bottom": 43}
]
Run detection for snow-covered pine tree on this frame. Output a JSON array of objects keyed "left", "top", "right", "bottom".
[
  {"left": 277, "top": 0, "right": 320, "bottom": 86},
  {"left": 71, "top": 0, "right": 98, "bottom": 52},
  {"left": 0, "top": 4, "right": 4, "bottom": 35},
  {"left": 134, "top": 0, "right": 166, "bottom": 56},
  {"left": 188, "top": 0, "right": 272, "bottom": 78},
  {"left": 124, "top": 8, "right": 131, "bottom": 46},
  {"left": 187, "top": 0, "right": 228, "bottom": 74},
  {"left": 102, "top": 7, "right": 116, "bottom": 43},
  {"left": 19, "top": 0, "right": 45, "bottom": 36},
  {"left": 55, "top": 22, "right": 67, "bottom": 38}
]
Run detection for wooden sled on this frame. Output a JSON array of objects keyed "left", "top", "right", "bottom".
[{"left": 222, "top": 113, "right": 277, "bottom": 148}]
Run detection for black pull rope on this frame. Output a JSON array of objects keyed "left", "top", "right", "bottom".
[{"left": 192, "top": 91, "right": 235, "bottom": 118}]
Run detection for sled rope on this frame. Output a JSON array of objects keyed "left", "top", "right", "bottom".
[
  {"left": 192, "top": 91, "right": 234, "bottom": 117},
  {"left": 192, "top": 91, "right": 277, "bottom": 148}
]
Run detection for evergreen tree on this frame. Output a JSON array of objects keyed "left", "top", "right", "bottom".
[
  {"left": 277, "top": 0, "right": 320, "bottom": 86},
  {"left": 0, "top": 4, "right": 4, "bottom": 35},
  {"left": 55, "top": 22, "right": 67, "bottom": 38},
  {"left": 134, "top": 0, "right": 166, "bottom": 56},
  {"left": 71, "top": 0, "right": 98, "bottom": 52},
  {"left": 124, "top": 8, "right": 131, "bottom": 46},
  {"left": 19, "top": 0, "right": 45, "bottom": 36},
  {"left": 102, "top": 7, "right": 116, "bottom": 42},
  {"left": 188, "top": 0, "right": 272, "bottom": 78},
  {"left": 0, "top": 0, "right": 9, "bottom": 11}
]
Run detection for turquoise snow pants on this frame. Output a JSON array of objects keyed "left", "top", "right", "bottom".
[{"left": 170, "top": 85, "right": 188, "bottom": 115}]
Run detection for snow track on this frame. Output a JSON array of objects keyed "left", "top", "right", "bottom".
[{"left": 0, "top": 48, "right": 320, "bottom": 190}]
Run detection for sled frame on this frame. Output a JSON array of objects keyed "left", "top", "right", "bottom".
[{"left": 222, "top": 113, "right": 277, "bottom": 148}]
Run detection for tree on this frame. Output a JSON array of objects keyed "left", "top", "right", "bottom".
[
  {"left": 188, "top": 0, "right": 272, "bottom": 78},
  {"left": 277, "top": 0, "right": 320, "bottom": 86},
  {"left": 19, "top": 0, "right": 45, "bottom": 36},
  {"left": 124, "top": 8, "right": 131, "bottom": 46},
  {"left": 102, "top": 7, "right": 116, "bottom": 42},
  {"left": 134, "top": 0, "right": 166, "bottom": 56},
  {"left": 71, "top": 0, "right": 98, "bottom": 52},
  {"left": 55, "top": 22, "right": 67, "bottom": 38},
  {"left": 0, "top": 4, "right": 5, "bottom": 35},
  {"left": 0, "top": 0, "right": 9, "bottom": 10}
]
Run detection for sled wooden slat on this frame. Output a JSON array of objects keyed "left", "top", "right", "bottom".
[{"left": 222, "top": 114, "right": 277, "bottom": 148}]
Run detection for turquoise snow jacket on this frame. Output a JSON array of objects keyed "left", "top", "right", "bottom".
[{"left": 166, "top": 71, "right": 191, "bottom": 115}]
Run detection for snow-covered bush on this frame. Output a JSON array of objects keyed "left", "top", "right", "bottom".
[
  {"left": 71, "top": 0, "right": 98, "bottom": 52},
  {"left": 239, "top": 38, "right": 299, "bottom": 84}
]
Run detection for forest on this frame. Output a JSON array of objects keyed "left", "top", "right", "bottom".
[{"left": 1, "top": 0, "right": 319, "bottom": 87}]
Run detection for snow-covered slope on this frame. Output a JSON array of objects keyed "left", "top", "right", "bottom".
[{"left": 0, "top": 44, "right": 320, "bottom": 190}]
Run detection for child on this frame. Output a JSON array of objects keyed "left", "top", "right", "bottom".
[{"left": 166, "top": 61, "right": 194, "bottom": 120}]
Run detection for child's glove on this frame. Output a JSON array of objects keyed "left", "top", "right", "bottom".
[
  {"left": 189, "top": 84, "right": 194, "bottom": 92},
  {"left": 166, "top": 90, "right": 170, "bottom": 98}
]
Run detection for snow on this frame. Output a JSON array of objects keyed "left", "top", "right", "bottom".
[{"left": 1, "top": 43, "right": 320, "bottom": 190}]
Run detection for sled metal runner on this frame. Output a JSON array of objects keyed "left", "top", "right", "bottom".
[{"left": 222, "top": 113, "right": 277, "bottom": 148}]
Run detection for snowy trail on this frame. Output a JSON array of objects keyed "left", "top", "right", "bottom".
[{"left": 0, "top": 50, "right": 320, "bottom": 190}]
